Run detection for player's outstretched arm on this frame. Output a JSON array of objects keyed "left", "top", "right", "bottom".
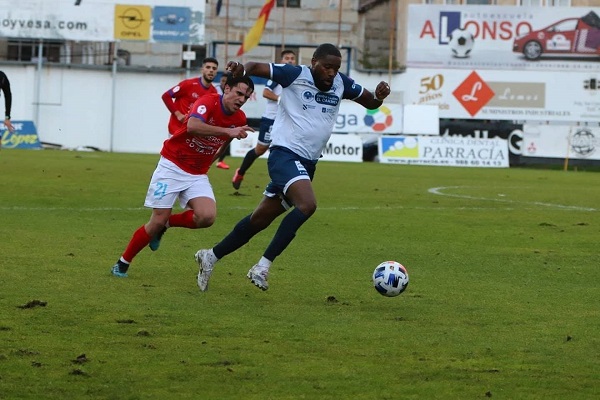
[
  {"left": 188, "top": 116, "right": 252, "bottom": 139},
  {"left": 226, "top": 61, "right": 271, "bottom": 80},
  {"left": 355, "top": 81, "right": 391, "bottom": 110}
]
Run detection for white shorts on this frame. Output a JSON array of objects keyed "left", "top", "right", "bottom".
[{"left": 144, "top": 157, "right": 215, "bottom": 209}]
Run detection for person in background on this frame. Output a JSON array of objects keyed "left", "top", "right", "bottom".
[
  {"left": 214, "top": 72, "right": 231, "bottom": 169},
  {"left": 231, "top": 50, "right": 296, "bottom": 190},
  {"left": 161, "top": 57, "right": 219, "bottom": 137},
  {"left": 111, "top": 75, "right": 255, "bottom": 278},
  {"left": 214, "top": 73, "right": 228, "bottom": 95},
  {"left": 0, "top": 71, "right": 15, "bottom": 150},
  {"left": 194, "top": 43, "right": 391, "bottom": 292}
]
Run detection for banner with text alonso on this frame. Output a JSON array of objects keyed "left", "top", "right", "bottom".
[{"left": 407, "top": 5, "right": 600, "bottom": 72}]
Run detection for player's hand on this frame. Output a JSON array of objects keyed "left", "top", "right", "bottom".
[
  {"left": 226, "top": 61, "right": 245, "bottom": 78},
  {"left": 229, "top": 125, "right": 253, "bottom": 139},
  {"left": 175, "top": 111, "right": 186, "bottom": 123},
  {"left": 374, "top": 81, "right": 391, "bottom": 101},
  {"left": 4, "top": 118, "right": 14, "bottom": 133}
]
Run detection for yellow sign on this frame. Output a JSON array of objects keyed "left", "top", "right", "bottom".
[{"left": 114, "top": 5, "right": 151, "bottom": 41}]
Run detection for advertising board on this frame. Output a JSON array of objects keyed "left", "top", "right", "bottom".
[{"left": 407, "top": 5, "right": 600, "bottom": 72}]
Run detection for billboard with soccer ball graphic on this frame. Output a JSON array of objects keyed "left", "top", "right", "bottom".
[
  {"left": 407, "top": 5, "right": 600, "bottom": 72},
  {"left": 522, "top": 124, "right": 600, "bottom": 161}
]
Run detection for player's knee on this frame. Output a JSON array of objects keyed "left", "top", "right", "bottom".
[
  {"left": 193, "top": 212, "right": 216, "bottom": 228},
  {"left": 296, "top": 201, "right": 317, "bottom": 217}
]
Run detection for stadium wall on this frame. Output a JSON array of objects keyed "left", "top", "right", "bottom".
[
  {"left": 0, "top": 64, "right": 400, "bottom": 154},
  {"left": 2, "top": 64, "right": 598, "bottom": 167}
]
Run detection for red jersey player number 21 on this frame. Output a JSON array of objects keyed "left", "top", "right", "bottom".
[{"left": 110, "top": 75, "right": 255, "bottom": 279}]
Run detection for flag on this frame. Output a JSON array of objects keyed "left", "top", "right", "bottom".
[
  {"left": 216, "top": 0, "right": 223, "bottom": 16},
  {"left": 237, "top": 0, "right": 275, "bottom": 56}
]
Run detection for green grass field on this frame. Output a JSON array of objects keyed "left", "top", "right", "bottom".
[{"left": 1, "top": 149, "right": 599, "bottom": 399}]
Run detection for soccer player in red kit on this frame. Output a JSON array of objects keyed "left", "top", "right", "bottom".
[
  {"left": 111, "top": 75, "right": 255, "bottom": 278},
  {"left": 161, "top": 57, "right": 219, "bottom": 136}
]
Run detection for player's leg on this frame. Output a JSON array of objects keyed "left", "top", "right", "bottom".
[
  {"left": 112, "top": 207, "right": 172, "bottom": 277},
  {"left": 196, "top": 195, "right": 285, "bottom": 291},
  {"left": 112, "top": 158, "right": 179, "bottom": 276},
  {"left": 216, "top": 144, "right": 230, "bottom": 169},
  {"left": 247, "top": 148, "right": 317, "bottom": 290},
  {"left": 149, "top": 166, "right": 212, "bottom": 251},
  {"left": 263, "top": 178, "right": 315, "bottom": 260},
  {"left": 247, "top": 179, "right": 315, "bottom": 290},
  {"left": 217, "top": 194, "right": 286, "bottom": 258},
  {"left": 174, "top": 174, "right": 217, "bottom": 229}
]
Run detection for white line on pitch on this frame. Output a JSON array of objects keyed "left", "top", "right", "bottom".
[{"left": 428, "top": 186, "right": 597, "bottom": 212}]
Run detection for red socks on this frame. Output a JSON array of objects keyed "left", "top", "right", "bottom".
[
  {"left": 122, "top": 226, "right": 151, "bottom": 263},
  {"left": 168, "top": 209, "right": 196, "bottom": 229},
  {"left": 121, "top": 210, "right": 196, "bottom": 264}
]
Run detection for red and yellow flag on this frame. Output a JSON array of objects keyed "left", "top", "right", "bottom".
[{"left": 237, "top": 0, "right": 275, "bottom": 56}]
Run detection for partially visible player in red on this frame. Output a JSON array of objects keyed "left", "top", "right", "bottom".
[
  {"left": 111, "top": 75, "right": 255, "bottom": 278},
  {"left": 213, "top": 72, "right": 232, "bottom": 169},
  {"left": 161, "top": 57, "right": 219, "bottom": 137}
]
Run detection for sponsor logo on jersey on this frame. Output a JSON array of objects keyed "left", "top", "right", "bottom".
[
  {"left": 315, "top": 93, "right": 339, "bottom": 106},
  {"left": 303, "top": 91, "right": 314, "bottom": 102}
]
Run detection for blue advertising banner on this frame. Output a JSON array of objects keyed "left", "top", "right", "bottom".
[
  {"left": 152, "top": 6, "right": 191, "bottom": 43},
  {"left": 1, "top": 121, "right": 42, "bottom": 149}
]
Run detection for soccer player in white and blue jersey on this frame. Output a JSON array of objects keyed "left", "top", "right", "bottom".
[
  {"left": 231, "top": 50, "right": 297, "bottom": 190},
  {"left": 195, "top": 43, "right": 391, "bottom": 292}
]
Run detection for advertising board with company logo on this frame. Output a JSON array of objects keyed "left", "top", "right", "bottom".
[
  {"left": 333, "top": 102, "right": 403, "bottom": 134},
  {"left": 522, "top": 124, "right": 600, "bottom": 161},
  {"left": 229, "top": 132, "right": 363, "bottom": 163},
  {"left": 403, "top": 68, "right": 600, "bottom": 123},
  {"left": 439, "top": 119, "right": 523, "bottom": 165},
  {"left": 152, "top": 6, "right": 191, "bottom": 43},
  {"left": 378, "top": 135, "right": 509, "bottom": 168},
  {"left": 407, "top": 5, "right": 600, "bottom": 72},
  {"left": 0, "top": 121, "right": 42, "bottom": 149},
  {"left": 0, "top": 1, "right": 205, "bottom": 44}
]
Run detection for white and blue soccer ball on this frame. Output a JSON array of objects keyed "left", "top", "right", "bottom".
[
  {"left": 372, "top": 261, "right": 409, "bottom": 297},
  {"left": 448, "top": 28, "right": 475, "bottom": 58}
]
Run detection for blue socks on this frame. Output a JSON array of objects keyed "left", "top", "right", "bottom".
[
  {"left": 212, "top": 207, "right": 311, "bottom": 263},
  {"left": 264, "top": 208, "right": 309, "bottom": 261},
  {"left": 213, "top": 215, "right": 258, "bottom": 259}
]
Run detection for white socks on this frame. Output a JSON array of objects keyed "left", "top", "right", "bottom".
[
  {"left": 206, "top": 249, "right": 219, "bottom": 265},
  {"left": 257, "top": 256, "right": 272, "bottom": 270}
]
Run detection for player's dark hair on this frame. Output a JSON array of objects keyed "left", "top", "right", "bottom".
[
  {"left": 202, "top": 57, "right": 219, "bottom": 66},
  {"left": 280, "top": 49, "right": 296, "bottom": 59},
  {"left": 313, "top": 43, "right": 341, "bottom": 60},
  {"left": 225, "top": 75, "right": 254, "bottom": 93}
]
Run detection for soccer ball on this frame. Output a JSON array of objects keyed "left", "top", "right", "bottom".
[
  {"left": 448, "top": 28, "right": 475, "bottom": 58},
  {"left": 372, "top": 261, "right": 409, "bottom": 297}
]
